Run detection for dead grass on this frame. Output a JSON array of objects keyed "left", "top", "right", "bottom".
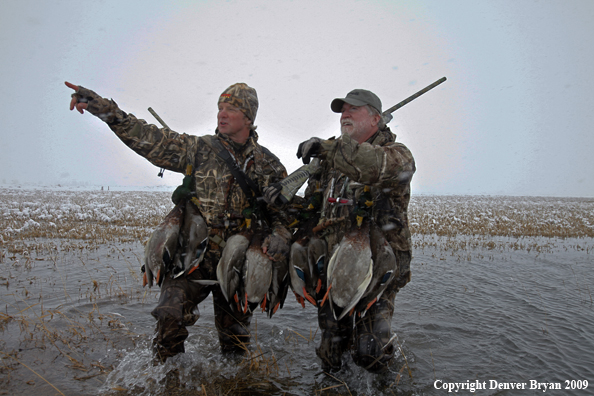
[
  {"left": 2, "top": 190, "right": 592, "bottom": 256},
  {"left": 0, "top": 189, "right": 170, "bottom": 255},
  {"left": 409, "top": 195, "right": 594, "bottom": 238}
]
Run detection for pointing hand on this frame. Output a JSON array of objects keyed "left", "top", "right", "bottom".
[{"left": 65, "top": 81, "right": 88, "bottom": 114}]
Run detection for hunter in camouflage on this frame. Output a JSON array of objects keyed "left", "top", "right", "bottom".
[
  {"left": 284, "top": 88, "right": 415, "bottom": 372},
  {"left": 66, "top": 81, "right": 291, "bottom": 361}
]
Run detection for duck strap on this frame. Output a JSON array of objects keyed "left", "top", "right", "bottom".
[{"left": 208, "top": 138, "right": 261, "bottom": 205}]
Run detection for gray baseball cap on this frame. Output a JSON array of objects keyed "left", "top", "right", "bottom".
[{"left": 331, "top": 89, "right": 382, "bottom": 113}]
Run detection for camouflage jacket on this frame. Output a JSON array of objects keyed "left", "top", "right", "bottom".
[
  {"left": 79, "top": 87, "right": 289, "bottom": 239},
  {"left": 303, "top": 128, "right": 415, "bottom": 253}
]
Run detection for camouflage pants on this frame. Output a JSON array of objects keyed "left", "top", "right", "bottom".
[
  {"left": 316, "top": 250, "right": 411, "bottom": 372},
  {"left": 151, "top": 251, "right": 253, "bottom": 362}
]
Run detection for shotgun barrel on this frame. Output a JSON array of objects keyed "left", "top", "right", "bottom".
[
  {"left": 147, "top": 107, "right": 170, "bottom": 177},
  {"left": 269, "top": 78, "right": 448, "bottom": 204},
  {"left": 148, "top": 107, "right": 171, "bottom": 129},
  {"left": 382, "top": 76, "right": 447, "bottom": 116}
]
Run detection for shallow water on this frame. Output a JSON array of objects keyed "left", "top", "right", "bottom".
[{"left": 1, "top": 235, "right": 593, "bottom": 395}]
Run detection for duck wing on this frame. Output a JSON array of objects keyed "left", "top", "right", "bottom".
[
  {"left": 143, "top": 203, "right": 183, "bottom": 287},
  {"left": 307, "top": 237, "right": 327, "bottom": 300},
  {"left": 356, "top": 223, "right": 397, "bottom": 315},
  {"left": 326, "top": 223, "right": 373, "bottom": 320},
  {"left": 241, "top": 233, "right": 273, "bottom": 313},
  {"left": 216, "top": 233, "right": 250, "bottom": 304},
  {"left": 173, "top": 201, "right": 208, "bottom": 278},
  {"left": 288, "top": 238, "right": 312, "bottom": 307},
  {"left": 266, "top": 258, "right": 289, "bottom": 318}
]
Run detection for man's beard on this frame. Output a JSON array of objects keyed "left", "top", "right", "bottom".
[{"left": 341, "top": 118, "right": 369, "bottom": 136}]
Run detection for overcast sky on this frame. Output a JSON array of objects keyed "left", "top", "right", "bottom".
[{"left": 1, "top": 0, "right": 593, "bottom": 197}]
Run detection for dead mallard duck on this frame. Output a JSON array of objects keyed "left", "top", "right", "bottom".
[
  {"left": 240, "top": 233, "right": 273, "bottom": 314},
  {"left": 171, "top": 199, "right": 208, "bottom": 279},
  {"left": 354, "top": 223, "right": 397, "bottom": 316},
  {"left": 216, "top": 232, "right": 251, "bottom": 307},
  {"left": 142, "top": 203, "right": 184, "bottom": 287},
  {"left": 266, "top": 257, "right": 290, "bottom": 318},
  {"left": 322, "top": 220, "right": 373, "bottom": 320},
  {"left": 288, "top": 236, "right": 326, "bottom": 308}
]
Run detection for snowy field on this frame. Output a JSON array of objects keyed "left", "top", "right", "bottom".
[{"left": 2, "top": 189, "right": 593, "bottom": 256}]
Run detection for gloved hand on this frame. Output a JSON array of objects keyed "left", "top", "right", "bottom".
[
  {"left": 262, "top": 183, "right": 282, "bottom": 205},
  {"left": 262, "top": 227, "right": 291, "bottom": 261},
  {"left": 65, "top": 81, "right": 121, "bottom": 124},
  {"left": 297, "top": 137, "right": 322, "bottom": 165}
]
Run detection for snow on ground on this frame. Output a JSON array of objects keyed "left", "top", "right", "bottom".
[{"left": 1, "top": 188, "right": 593, "bottom": 257}]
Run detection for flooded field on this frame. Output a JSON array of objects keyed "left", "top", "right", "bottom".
[{"left": 1, "top": 188, "right": 593, "bottom": 395}]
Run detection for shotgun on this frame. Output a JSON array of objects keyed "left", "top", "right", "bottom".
[
  {"left": 382, "top": 76, "right": 447, "bottom": 119},
  {"left": 275, "top": 77, "right": 447, "bottom": 204}
]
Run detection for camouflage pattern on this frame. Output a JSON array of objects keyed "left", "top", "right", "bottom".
[
  {"left": 300, "top": 126, "right": 415, "bottom": 372},
  {"left": 306, "top": 127, "right": 415, "bottom": 259},
  {"left": 308, "top": 127, "right": 415, "bottom": 287},
  {"left": 75, "top": 86, "right": 290, "bottom": 360},
  {"left": 71, "top": 85, "right": 123, "bottom": 124},
  {"left": 315, "top": 253, "right": 404, "bottom": 373},
  {"left": 218, "top": 82, "right": 259, "bottom": 122},
  {"left": 74, "top": 88, "right": 285, "bottom": 227},
  {"left": 350, "top": 271, "right": 399, "bottom": 372},
  {"left": 85, "top": 92, "right": 290, "bottom": 234},
  {"left": 94, "top": 89, "right": 291, "bottom": 248}
]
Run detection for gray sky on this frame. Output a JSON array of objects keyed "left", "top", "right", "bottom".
[{"left": 1, "top": 0, "right": 593, "bottom": 197}]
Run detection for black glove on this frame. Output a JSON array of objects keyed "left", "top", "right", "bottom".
[
  {"left": 262, "top": 183, "right": 283, "bottom": 205},
  {"left": 297, "top": 137, "right": 321, "bottom": 165}
]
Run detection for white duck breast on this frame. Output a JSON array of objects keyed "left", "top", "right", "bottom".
[
  {"left": 243, "top": 235, "right": 273, "bottom": 305},
  {"left": 327, "top": 225, "right": 373, "bottom": 320},
  {"left": 143, "top": 204, "right": 183, "bottom": 287},
  {"left": 216, "top": 233, "right": 250, "bottom": 303}
]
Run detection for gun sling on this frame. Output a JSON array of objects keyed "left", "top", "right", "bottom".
[{"left": 207, "top": 138, "right": 261, "bottom": 205}]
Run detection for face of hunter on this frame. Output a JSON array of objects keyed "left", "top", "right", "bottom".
[
  {"left": 217, "top": 102, "right": 251, "bottom": 143},
  {"left": 340, "top": 103, "right": 380, "bottom": 143}
]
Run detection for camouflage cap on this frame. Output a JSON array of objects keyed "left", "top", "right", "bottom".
[
  {"left": 331, "top": 89, "right": 382, "bottom": 114},
  {"left": 218, "top": 83, "right": 258, "bottom": 122}
]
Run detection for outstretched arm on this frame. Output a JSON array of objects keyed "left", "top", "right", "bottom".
[
  {"left": 64, "top": 81, "right": 123, "bottom": 124},
  {"left": 64, "top": 81, "right": 196, "bottom": 173}
]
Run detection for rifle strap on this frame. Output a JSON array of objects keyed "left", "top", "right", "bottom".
[{"left": 208, "top": 138, "right": 261, "bottom": 204}]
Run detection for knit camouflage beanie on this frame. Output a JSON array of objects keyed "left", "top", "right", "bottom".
[{"left": 218, "top": 83, "right": 258, "bottom": 122}]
